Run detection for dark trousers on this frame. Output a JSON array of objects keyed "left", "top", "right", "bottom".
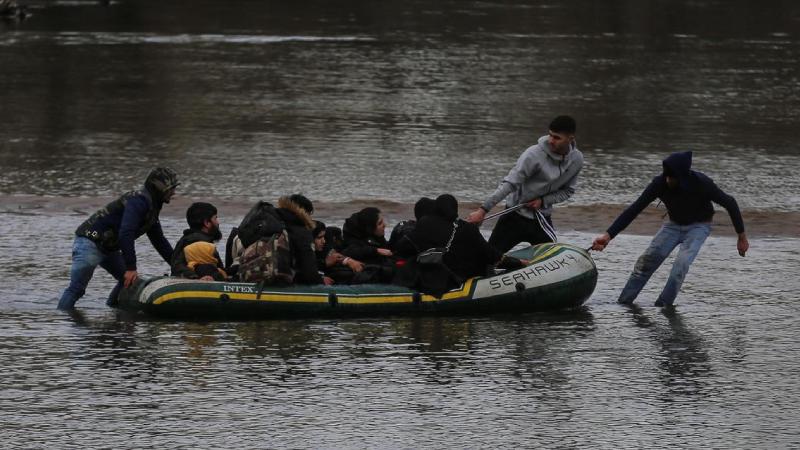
[{"left": 488, "top": 211, "right": 555, "bottom": 254}]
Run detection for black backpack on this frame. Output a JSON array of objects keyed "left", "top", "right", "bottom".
[
  {"left": 237, "top": 201, "right": 285, "bottom": 248},
  {"left": 388, "top": 219, "right": 416, "bottom": 251}
]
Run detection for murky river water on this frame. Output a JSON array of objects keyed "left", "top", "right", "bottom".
[{"left": 2, "top": 0, "right": 799, "bottom": 447}]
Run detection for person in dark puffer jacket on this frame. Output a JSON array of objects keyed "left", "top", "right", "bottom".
[
  {"left": 275, "top": 195, "right": 328, "bottom": 285},
  {"left": 58, "top": 167, "right": 178, "bottom": 310},
  {"left": 171, "top": 202, "right": 226, "bottom": 281}
]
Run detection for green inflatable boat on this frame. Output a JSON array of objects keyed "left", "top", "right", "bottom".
[{"left": 117, "top": 243, "right": 597, "bottom": 319}]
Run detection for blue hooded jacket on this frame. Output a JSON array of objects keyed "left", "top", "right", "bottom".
[{"left": 607, "top": 151, "right": 745, "bottom": 238}]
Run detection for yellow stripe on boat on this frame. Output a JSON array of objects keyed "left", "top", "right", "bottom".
[
  {"left": 421, "top": 278, "right": 475, "bottom": 301},
  {"left": 338, "top": 295, "right": 413, "bottom": 304},
  {"left": 153, "top": 290, "right": 329, "bottom": 305}
]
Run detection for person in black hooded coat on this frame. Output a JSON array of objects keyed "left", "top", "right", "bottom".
[
  {"left": 591, "top": 151, "right": 748, "bottom": 307},
  {"left": 340, "top": 207, "right": 394, "bottom": 283},
  {"left": 274, "top": 195, "right": 326, "bottom": 285},
  {"left": 388, "top": 197, "right": 436, "bottom": 251},
  {"left": 394, "top": 194, "right": 525, "bottom": 296}
]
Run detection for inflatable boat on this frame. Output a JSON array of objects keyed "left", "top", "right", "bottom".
[{"left": 117, "top": 243, "right": 597, "bottom": 319}]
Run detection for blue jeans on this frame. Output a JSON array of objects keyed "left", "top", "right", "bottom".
[
  {"left": 617, "top": 222, "right": 711, "bottom": 306},
  {"left": 57, "top": 237, "right": 126, "bottom": 310}
]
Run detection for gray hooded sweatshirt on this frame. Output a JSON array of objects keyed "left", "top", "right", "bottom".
[{"left": 481, "top": 135, "right": 583, "bottom": 219}]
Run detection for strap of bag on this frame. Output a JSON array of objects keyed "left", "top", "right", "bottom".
[{"left": 443, "top": 221, "right": 458, "bottom": 252}]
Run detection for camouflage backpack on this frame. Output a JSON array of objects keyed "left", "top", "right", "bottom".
[{"left": 238, "top": 230, "right": 295, "bottom": 285}]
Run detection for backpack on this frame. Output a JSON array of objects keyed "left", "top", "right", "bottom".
[
  {"left": 388, "top": 219, "right": 416, "bottom": 250},
  {"left": 238, "top": 230, "right": 295, "bottom": 285},
  {"left": 237, "top": 201, "right": 285, "bottom": 248}
]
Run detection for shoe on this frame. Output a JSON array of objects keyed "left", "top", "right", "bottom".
[{"left": 617, "top": 297, "right": 634, "bottom": 305}]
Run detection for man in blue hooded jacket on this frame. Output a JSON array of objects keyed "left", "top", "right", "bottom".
[
  {"left": 57, "top": 168, "right": 179, "bottom": 310},
  {"left": 591, "top": 151, "right": 749, "bottom": 306}
]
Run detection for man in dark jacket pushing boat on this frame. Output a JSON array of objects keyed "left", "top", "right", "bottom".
[
  {"left": 467, "top": 115, "right": 584, "bottom": 252},
  {"left": 57, "top": 168, "right": 179, "bottom": 309},
  {"left": 591, "top": 151, "right": 749, "bottom": 307}
]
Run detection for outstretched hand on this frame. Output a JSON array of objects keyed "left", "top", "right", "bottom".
[
  {"left": 737, "top": 233, "right": 749, "bottom": 257},
  {"left": 591, "top": 232, "right": 611, "bottom": 251}
]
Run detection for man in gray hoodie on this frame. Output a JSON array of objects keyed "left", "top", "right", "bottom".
[{"left": 468, "top": 115, "right": 584, "bottom": 253}]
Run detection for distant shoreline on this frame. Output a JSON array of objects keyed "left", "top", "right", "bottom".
[{"left": 2, "top": 194, "right": 796, "bottom": 238}]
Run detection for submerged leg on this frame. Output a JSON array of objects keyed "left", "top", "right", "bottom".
[
  {"left": 656, "top": 223, "right": 711, "bottom": 306},
  {"left": 57, "top": 237, "right": 105, "bottom": 310},
  {"left": 617, "top": 224, "right": 681, "bottom": 305}
]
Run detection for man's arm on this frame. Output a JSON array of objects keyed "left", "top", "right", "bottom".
[
  {"left": 147, "top": 220, "right": 175, "bottom": 264},
  {"left": 541, "top": 161, "right": 582, "bottom": 208},
  {"left": 705, "top": 180, "right": 748, "bottom": 256},
  {"left": 119, "top": 197, "right": 148, "bottom": 271},
  {"left": 592, "top": 180, "right": 660, "bottom": 251},
  {"left": 468, "top": 147, "right": 539, "bottom": 223}
]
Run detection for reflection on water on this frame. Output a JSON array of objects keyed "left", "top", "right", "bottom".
[
  {"left": 3, "top": 300, "right": 799, "bottom": 447},
  {"left": 626, "top": 305, "right": 712, "bottom": 398}
]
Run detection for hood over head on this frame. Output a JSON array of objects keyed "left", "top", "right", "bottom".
[
  {"left": 144, "top": 167, "right": 179, "bottom": 203},
  {"left": 662, "top": 151, "right": 693, "bottom": 190},
  {"left": 312, "top": 220, "right": 326, "bottom": 238},
  {"left": 413, "top": 197, "right": 436, "bottom": 220},
  {"left": 289, "top": 194, "right": 314, "bottom": 215},
  {"left": 434, "top": 194, "right": 459, "bottom": 222},
  {"left": 278, "top": 196, "right": 315, "bottom": 230},
  {"left": 344, "top": 207, "right": 381, "bottom": 238},
  {"left": 324, "top": 226, "right": 343, "bottom": 252}
]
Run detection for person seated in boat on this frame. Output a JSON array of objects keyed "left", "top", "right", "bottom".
[
  {"left": 317, "top": 224, "right": 367, "bottom": 283},
  {"left": 312, "top": 220, "right": 364, "bottom": 285},
  {"left": 388, "top": 196, "right": 436, "bottom": 252},
  {"left": 227, "top": 195, "right": 330, "bottom": 285},
  {"left": 171, "top": 202, "right": 227, "bottom": 281},
  {"left": 323, "top": 226, "right": 344, "bottom": 253},
  {"left": 224, "top": 226, "right": 243, "bottom": 278},
  {"left": 394, "top": 194, "right": 526, "bottom": 296},
  {"left": 340, "top": 207, "right": 395, "bottom": 283},
  {"left": 275, "top": 194, "right": 331, "bottom": 285}
]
